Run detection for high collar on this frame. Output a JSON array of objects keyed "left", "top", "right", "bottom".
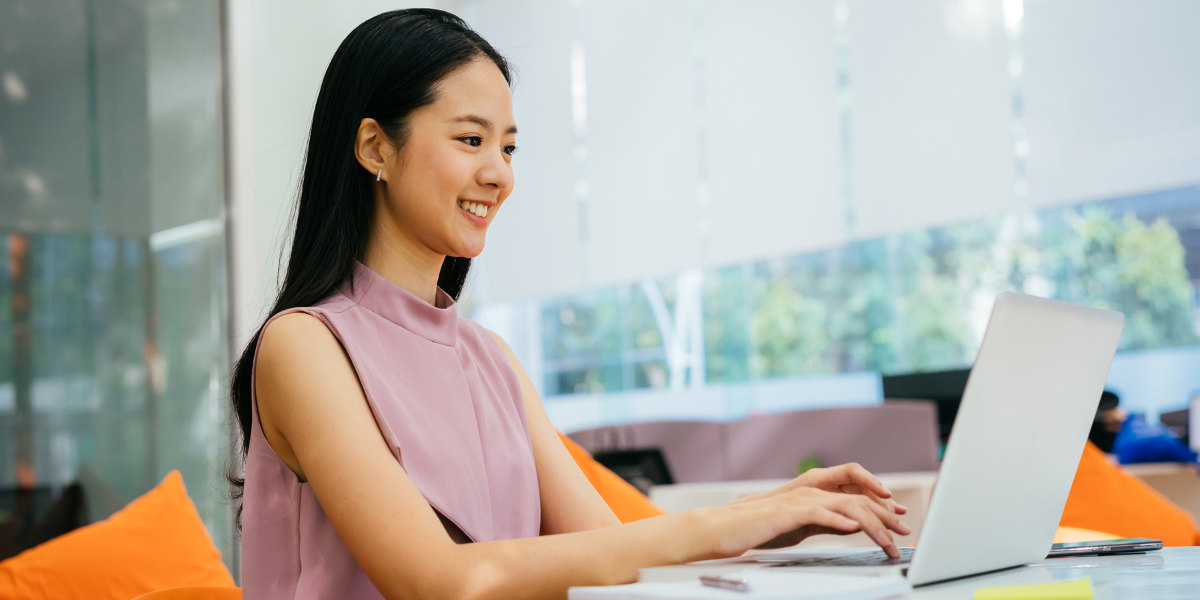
[{"left": 343, "top": 261, "right": 458, "bottom": 346}]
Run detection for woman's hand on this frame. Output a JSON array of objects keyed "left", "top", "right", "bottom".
[
  {"left": 738, "top": 463, "right": 907, "bottom": 515},
  {"left": 728, "top": 463, "right": 909, "bottom": 552},
  {"left": 700, "top": 484, "right": 913, "bottom": 559},
  {"left": 794, "top": 463, "right": 909, "bottom": 517}
]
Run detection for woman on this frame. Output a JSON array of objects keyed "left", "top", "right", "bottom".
[{"left": 231, "top": 9, "right": 911, "bottom": 599}]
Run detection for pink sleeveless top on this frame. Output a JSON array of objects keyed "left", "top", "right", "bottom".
[{"left": 241, "top": 263, "right": 542, "bottom": 599}]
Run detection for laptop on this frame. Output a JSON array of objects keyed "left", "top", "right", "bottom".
[{"left": 755, "top": 291, "right": 1124, "bottom": 586}]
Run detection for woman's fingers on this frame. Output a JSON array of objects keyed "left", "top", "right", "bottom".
[
  {"left": 829, "top": 481, "right": 909, "bottom": 518},
  {"left": 838, "top": 463, "right": 893, "bottom": 499},
  {"left": 865, "top": 496, "right": 912, "bottom": 536},
  {"left": 809, "top": 492, "right": 912, "bottom": 559},
  {"left": 856, "top": 488, "right": 910, "bottom": 516},
  {"left": 838, "top": 483, "right": 865, "bottom": 496},
  {"left": 803, "top": 464, "right": 910, "bottom": 513},
  {"left": 829, "top": 497, "right": 901, "bottom": 558},
  {"left": 800, "top": 506, "right": 862, "bottom": 534},
  {"left": 737, "top": 488, "right": 914, "bottom": 558}
]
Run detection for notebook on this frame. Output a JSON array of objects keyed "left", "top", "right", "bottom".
[{"left": 568, "top": 571, "right": 911, "bottom": 600}]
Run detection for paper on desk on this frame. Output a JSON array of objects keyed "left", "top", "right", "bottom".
[
  {"left": 973, "top": 576, "right": 1093, "bottom": 600},
  {"left": 568, "top": 571, "right": 911, "bottom": 600}
]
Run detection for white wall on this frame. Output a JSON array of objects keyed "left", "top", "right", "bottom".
[
  {"left": 227, "top": 0, "right": 427, "bottom": 344},
  {"left": 848, "top": 0, "right": 1014, "bottom": 239},
  {"left": 1023, "top": 0, "right": 1200, "bottom": 207},
  {"left": 227, "top": 0, "right": 1200, "bottom": 324},
  {"left": 703, "top": 0, "right": 843, "bottom": 267},
  {"left": 465, "top": 0, "right": 585, "bottom": 301}
]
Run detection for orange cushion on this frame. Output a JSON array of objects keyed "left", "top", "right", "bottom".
[
  {"left": 558, "top": 431, "right": 665, "bottom": 523},
  {"left": 0, "top": 470, "right": 235, "bottom": 599},
  {"left": 133, "top": 587, "right": 242, "bottom": 600},
  {"left": 1059, "top": 442, "right": 1197, "bottom": 546}
]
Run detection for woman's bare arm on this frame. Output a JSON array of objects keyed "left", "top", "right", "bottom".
[{"left": 256, "top": 313, "right": 910, "bottom": 600}]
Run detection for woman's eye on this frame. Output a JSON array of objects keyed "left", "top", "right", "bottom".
[
  {"left": 504, "top": 145, "right": 518, "bottom": 156},
  {"left": 460, "top": 136, "right": 483, "bottom": 147}
]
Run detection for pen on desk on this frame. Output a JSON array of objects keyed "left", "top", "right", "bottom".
[{"left": 700, "top": 574, "right": 751, "bottom": 593}]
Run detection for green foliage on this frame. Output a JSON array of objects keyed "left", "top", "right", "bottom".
[
  {"left": 797, "top": 456, "right": 822, "bottom": 476},
  {"left": 1048, "top": 209, "right": 1195, "bottom": 349},
  {"left": 752, "top": 277, "right": 830, "bottom": 377},
  {"left": 897, "top": 268, "right": 972, "bottom": 371},
  {"left": 539, "top": 201, "right": 1199, "bottom": 394},
  {"left": 745, "top": 232, "right": 976, "bottom": 379},
  {"left": 702, "top": 266, "right": 752, "bottom": 383}
]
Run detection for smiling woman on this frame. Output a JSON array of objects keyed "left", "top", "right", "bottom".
[
  {"left": 352, "top": 57, "right": 516, "bottom": 305},
  {"left": 228, "top": 9, "right": 911, "bottom": 600}
]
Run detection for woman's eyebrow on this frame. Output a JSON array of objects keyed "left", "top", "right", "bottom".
[{"left": 450, "top": 114, "right": 518, "bottom": 135}]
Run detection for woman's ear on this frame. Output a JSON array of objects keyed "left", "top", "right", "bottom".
[{"left": 354, "top": 118, "right": 389, "bottom": 181}]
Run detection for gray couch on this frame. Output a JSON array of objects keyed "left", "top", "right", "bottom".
[{"left": 567, "top": 400, "right": 940, "bottom": 482}]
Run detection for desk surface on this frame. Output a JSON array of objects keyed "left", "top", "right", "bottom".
[
  {"left": 634, "top": 547, "right": 1199, "bottom": 599},
  {"left": 912, "top": 547, "right": 1198, "bottom": 599}
]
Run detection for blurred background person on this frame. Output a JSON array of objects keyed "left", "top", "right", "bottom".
[{"left": 1089, "top": 391, "right": 1126, "bottom": 454}]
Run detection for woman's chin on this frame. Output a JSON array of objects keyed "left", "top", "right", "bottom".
[{"left": 448, "top": 243, "right": 485, "bottom": 260}]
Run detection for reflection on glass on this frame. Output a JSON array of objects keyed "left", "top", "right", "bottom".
[
  {"left": 0, "top": 0, "right": 231, "bottom": 568},
  {"left": 525, "top": 187, "right": 1200, "bottom": 399}
]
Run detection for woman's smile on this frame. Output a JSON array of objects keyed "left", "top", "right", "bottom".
[{"left": 457, "top": 198, "right": 493, "bottom": 224}]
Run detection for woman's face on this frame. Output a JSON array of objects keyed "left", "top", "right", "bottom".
[{"left": 376, "top": 58, "right": 516, "bottom": 261}]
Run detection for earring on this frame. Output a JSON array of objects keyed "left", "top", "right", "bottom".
[{"left": 376, "top": 169, "right": 382, "bottom": 182}]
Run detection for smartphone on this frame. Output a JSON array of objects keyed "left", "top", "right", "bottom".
[{"left": 1047, "top": 538, "right": 1163, "bottom": 557}]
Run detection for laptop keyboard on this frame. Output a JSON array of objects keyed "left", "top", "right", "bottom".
[{"left": 768, "top": 547, "right": 915, "bottom": 567}]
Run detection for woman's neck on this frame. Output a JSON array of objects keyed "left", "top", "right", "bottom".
[{"left": 361, "top": 221, "right": 444, "bottom": 307}]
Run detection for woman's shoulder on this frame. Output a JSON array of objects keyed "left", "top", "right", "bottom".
[
  {"left": 264, "top": 309, "right": 332, "bottom": 338},
  {"left": 260, "top": 292, "right": 358, "bottom": 344},
  {"left": 258, "top": 311, "right": 344, "bottom": 373}
]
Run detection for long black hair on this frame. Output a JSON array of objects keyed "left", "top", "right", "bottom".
[{"left": 228, "top": 9, "right": 511, "bottom": 526}]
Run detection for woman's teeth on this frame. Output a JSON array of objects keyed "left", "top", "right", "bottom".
[{"left": 458, "top": 200, "right": 488, "bottom": 218}]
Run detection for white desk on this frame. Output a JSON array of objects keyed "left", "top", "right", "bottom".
[
  {"left": 632, "top": 547, "right": 1200, "bottom": 599},
  {"left": 911, "top": 548, "right": 1198, "bottom": 599}
]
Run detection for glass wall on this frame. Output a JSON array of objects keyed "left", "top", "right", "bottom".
[
  {"left": 464, "top": 0, "right": 1200, "bottom": 430},
  {"left": 527, "top": 186, "right": 1200, "bottom": 391},
  {"left": 0, "top": 0, "right": 232, "bottom": 565},
  {"left": 477, "top": 185, "right": 1200, "bottom": 431}
]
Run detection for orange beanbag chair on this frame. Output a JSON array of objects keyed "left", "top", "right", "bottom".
[
  {"left": 1059, "top": 442, "right": 1198, "bottom": 546},
  {"left": 558, "top": 431, "right": 665, "bottom": 523},
  {"left": 133, "top": 587, "right": 243, "bottom": 600},
  {"left": 0, "top": 470, "right": 236, "bottom": 599}
]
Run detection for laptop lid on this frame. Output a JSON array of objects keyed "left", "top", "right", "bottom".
[{"left": 906, "top": 291, "right": 1123, "bottom": 586}]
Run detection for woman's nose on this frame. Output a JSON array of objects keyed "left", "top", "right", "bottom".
[{"left": 478, "top": 149, "right": 513, "bottom": 190}]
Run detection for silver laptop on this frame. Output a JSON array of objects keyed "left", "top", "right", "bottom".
[{"left": 758, "top": 291, "right": 1124, "bottom": 586}]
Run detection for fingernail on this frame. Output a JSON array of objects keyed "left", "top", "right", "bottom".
[{"left": 841, "top": 518, "right": 858, "bottom": 529}]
